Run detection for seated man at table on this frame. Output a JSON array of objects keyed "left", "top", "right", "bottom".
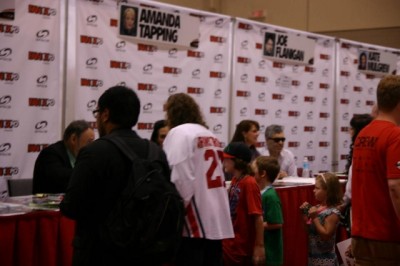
[
  {"left": 32, "top": 120, "right": 95, "bottom": 194},
  {"left": 259, "top": 124, "right": 297, "bottom": 178}
]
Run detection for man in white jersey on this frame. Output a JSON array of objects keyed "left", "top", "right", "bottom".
[{"left": 163, "top": 93, "right": 234, "bottom": 266}]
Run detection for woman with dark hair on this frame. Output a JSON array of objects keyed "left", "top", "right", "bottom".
[
  {"left": 345, "top": 114, "right": 374, "bottom": 174},
  {"left": 231, "top": 120, "right": 261, "bottom": 161},
  {"left": 150, "top": 119, "right": 169, "bottom": 147},
  {"left": 341, "top": 113, "right": 373, "bottom": 235}
]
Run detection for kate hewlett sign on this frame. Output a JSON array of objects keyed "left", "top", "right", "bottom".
[
  {"left": 263, "top": 31, "right": 316, "bottom": 65},
  {"left": 118, "top": 4, "right": 200, "bottom": 49},
  {"left": 357, "top": 49, "right": 397, "bottom": 76}
]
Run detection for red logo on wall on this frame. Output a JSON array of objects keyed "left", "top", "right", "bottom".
[
  {"left": 273, "top": 62, "right": 285, "bottom": 69},
  {"left": 110, "top": 60, "right": 131, "bottom": 69},
  {"left": 288, "top": 111, "right": 300, "bottom": 117},
  {"left": 210, "top": 71, "right": 225, "bottom": 78},
  {"left": 320, "top": 54, "right": 330, "bottom": 60},
  {"left": 304, "top": 96, "right": 315, "bottom": 103},
  {"left": 163, "top": 66, "right": 182, "bottom": 75},
  {"left": 187, "top": 87, "right": 204, "bottom": 94},
  {"left": 0, "top": 120, "right": 19, "bottom": 129},
  {"left": 238, "top": 22, "right": 253, "bottom": 30},
  {"left": 236, "top": 90, "right": 251, "bottom": 97},
  {"left": 0, "top": 72, "right": 19, "bottom": 81},
  {"left": 138, "top": 83, "right": 157, "bottom": 91},
  {"left": 341, "top": 43, "right": 351, "bottom": 49},
  {"left": 237, "top": 56, "right": 251, "bottom": 64},
  {"left": 28, "top": 98, "right": 55, "bottom": 107},
  {"left": 187, "top": 50, "right": 205, "bottom": 58},
  {"left": 341, "top": 127, "right": 349, "bottom": 132},
  {"left": 340, "top": 71, "right": 350, "bottom": 77},
  {"left": 210, "top": 107, "right": 226, "bottom": 113},
  {"left": 340, "top": 154, "right": 348, "bottom": 160},
  {"left": 255, "top": 43, "right": 262, "bottom": 49},
  {"left": 256, "top": 142, "right": 265, "bottom": 148},
  {"left": 272, "top": 94, "right": 284, "bottom": 100},
  {"left": 320, "top": 112, "right": 330, "bottom": 118},
  {"left": 304, "top": 126, "right": 315, "bottom": 132},
  {"left": 319, "top": 83, "right": 330, "bottom": 89},
  {"left": 288, "top": 141, "right": 300, "bottom": 148},
  {"left": 0, "top": 24, "right": 19, "bottom": 34},
  {"left": 366, "top": 100, "right": 374, "bottom": 106},
  {"left": 110, "top": 19, "right": 117, "bottom": 27},
  {"left": 305, "top": 66, "right": 315, "bottom": 73},
  {"left": 210, "top": 35, "right": 225, "bottom": 43},
  {"left": 292, "top": 80, "right": 301, "bottom": 86},
  {"left": 255, "top": 109, "right": 268, "bottom": 116},
  {"left": 255, "top": 76, "right": 268, "bottom": 83},
  {"left": 353, "top": 86, "right": 363, "bottom": 92},
  {"left": 138, "top": 44, "right": 157, "bottom": 52},
  {"left": 0, "top": 167, "right": 19, "bottom": 176},
  {"left": 28, "top": 52, "right": 54, "bottom": 62},
  {"left": 80, "top": 78, "right": 103, "bottom": 87},
  {"left": 28, "top": 5, "right": 56, "bottom": 16},
  {"left": 27, "top": 144, "right": 48, "bottom": 152},
  {"left": 137, "top": 123, "right": 153, "bottom": 130},
  {"left": 340, "top": 99, "right": 349, "bottom": 104},
  {"left": 319, "top": 142, "right": 330, "bottom": 147},
  {"left": 80, "top": 35, "right": 103, "bottom": 45}
]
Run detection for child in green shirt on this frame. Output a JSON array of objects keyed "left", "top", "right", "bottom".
[{"left": 252, "top": 156, "right": 284, "bottom": 266}]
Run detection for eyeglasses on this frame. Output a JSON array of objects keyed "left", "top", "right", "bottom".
[
  {"left": 268, "top": 137, "right": 286, "bottom": 143},
  {"left": 92, "top": 108, "right": 100, "bottom": 118}
]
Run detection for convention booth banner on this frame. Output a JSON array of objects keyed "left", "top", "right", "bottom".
[
  {"left": 357, "top": 48, "right": 397, "bottom": 76},
  {"left": 72, "top": 0, "right": 232, "bottom": 145},
  {"left": 263, "top": 30, "right": 316, "bottom": 65},
  {"left": 0, "top": 0, "right": 62, "bottom": 196},
  {"left": 336, "top": 40, "right": 400, "bottom": 172},
  {"left": 118, "top": 3, "right": 200, "bottom": 49},
  {"left": 232, "top": 18, "right": 335, "bottom": 174}
]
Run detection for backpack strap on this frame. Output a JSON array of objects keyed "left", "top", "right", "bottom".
[{"left": 104, "top": 136, "right": 140, "bottom": 162}]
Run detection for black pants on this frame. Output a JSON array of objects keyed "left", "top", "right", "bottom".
[{"left": 175, "top": 237, "right": 223, "bottom": 266}]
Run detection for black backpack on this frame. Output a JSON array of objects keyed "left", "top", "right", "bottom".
[{"left": 101, "top": 136, "right": 185, "bottom": 263}]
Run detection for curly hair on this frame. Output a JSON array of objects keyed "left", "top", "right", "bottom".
[
  {"left": 316, "top": 172, "right": 342, "bottom": 207},
  {"left": 165, "top": 93, "right": 207, "bottom": 129},
  {"left": 231, "top": 120, "right": 260, "bottom": 142}
]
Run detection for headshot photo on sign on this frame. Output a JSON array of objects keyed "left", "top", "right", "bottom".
[
  {"left": 119, "top": 5, "right": 138, "bottom": 37},
  {"left": 358, "top": 51, "right": 367, "bottom": 70},
  {"left": 263, "top": 32, "right": 276, "bottom": 57}
]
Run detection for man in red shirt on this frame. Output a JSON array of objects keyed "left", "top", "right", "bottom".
[{"left": 351, "top": 75, "right": 400, "bottom": 265}]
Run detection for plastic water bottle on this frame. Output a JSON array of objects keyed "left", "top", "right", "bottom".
[{"left": 302, "top": 156, "right": 310, "bottom": 178}]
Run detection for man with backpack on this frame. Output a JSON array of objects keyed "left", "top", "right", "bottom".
[
  {"left": 60, "top": 86, "right": 181, "bottom": 266},
  {"left": 163, "top": 93, "right": 234, "bottom": 266}
]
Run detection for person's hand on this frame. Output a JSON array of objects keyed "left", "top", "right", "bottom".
[
  {"left": 252, "top": 245, "right": 265, "bottom": 265},
  {"left": 277, "top": 170, "right": 288, "bottom": 179},
  {"left": 300, "top": 202, "right": 311, "bottom": 214},
  {"left": 308, "top": 206, "right": 318, "bottom": 219}
]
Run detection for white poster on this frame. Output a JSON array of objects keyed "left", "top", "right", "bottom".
[
  {"left": 0, "top": 0, "right": 62, "bottom": 196},
  {"left": 70, "top": 0, "right": 232, "bottom": 145},
  {"left": 357, "top": 49, "right": 397, "bottom": 76},
  {"left": 118, "top": 3, "right": 200, "bottom": 49},
  {"left": 262, "top": 30, "right": 316, "bottom": 65},
  {"left": 336, "top": 40, "right": 400, "bottom": 172},
  {"left": 232, "top": 18, "right": 335, "bottom": 174}
]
